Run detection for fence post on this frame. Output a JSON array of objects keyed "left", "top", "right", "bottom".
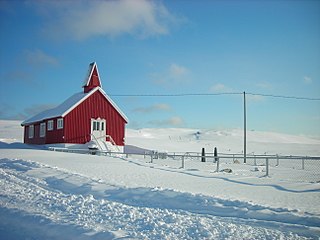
[
  {"left": 151, "top": 154, "right": 153, "bottom": 163},
  {"left": 265, "top": 158, "right": 269, "bottom": 177},
  {"left": 302, "top": 157, "right": 305, "bottom": 170},
  {"left": 201, "top": 148, "right": 206, "bottom": 162},
  {"left": 216, "top": 157, "right": 220, "bottom": 172},
  {"left": 276, "top": 154, "right": 279, "bottom": 166},
  {"left": 214, "top": 147, "right": 218, "bottom": 163},
  {"left": 254, "top": 155, "right": 256, "bottom": 166},
  {"left": 181, "top": 156, "right": 185, "bottom": 169}
]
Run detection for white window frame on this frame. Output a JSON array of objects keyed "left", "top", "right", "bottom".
[
  {"left": 57, "top": 118, "right": 63, "bottom": 129},
  {"left": 47, "top": 120, "right": 53, "bottom": 131},
  {"left": 40, "top": 123, "right": 46, "bottom": 137},
  {"left": 28, "top": 125, "right": 34, "bottom": 139},
  {"left": 91, "top": 118, "right": 106, "bottom": 140}
]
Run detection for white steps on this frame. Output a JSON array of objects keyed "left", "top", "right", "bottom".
[{"left": 98, "top": 140, "right": 119, "bottom": 152}]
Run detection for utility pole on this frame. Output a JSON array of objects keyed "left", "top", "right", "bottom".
[{"left": 244, "top": 91, "right": 247, "bottom": 163}]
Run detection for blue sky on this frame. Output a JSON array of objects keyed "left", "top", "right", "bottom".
[{"left": 0, "top": 0, "right": 319, "bottom": 137}]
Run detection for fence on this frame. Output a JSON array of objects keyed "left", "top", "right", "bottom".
[
  {"left": 49, "top": 147, "right": 320, "bottom": 183},
  {"left": 122, "top": 151, "right": 320, "bottom": 183}
]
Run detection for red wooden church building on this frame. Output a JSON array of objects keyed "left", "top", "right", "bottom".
[{"left": 21, "top": 62, "right": 128, "bottom": 151}]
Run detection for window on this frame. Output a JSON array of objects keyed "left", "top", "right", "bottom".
[
  {"left": 47, "top": 120, "right": 53, "bottom": 131},
  {"left": 28, "top": 125, "right": 34, "bottom": 139},
  {"left": 57, "top": 118, "right": 63, "bottom": 129},
  {"left": 40, "top": 123, "right": 46, "bottom": 137},
  {"left": 92, "top": 120, "right": 104, "bottom": 131},
  {"left": 93, "top": 121, "right": 100, "bottom": 130}
]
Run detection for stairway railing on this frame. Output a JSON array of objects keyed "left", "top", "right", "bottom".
[
  {"left": 91, "top": 134, "right": 121, "bottom": 152},
  {"left": 90, "top": 134, "right": 103, "bottom": 150}
]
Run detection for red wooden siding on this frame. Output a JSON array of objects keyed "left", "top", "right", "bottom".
[
  {"left": 23, "top": 122, "right": 46, "bottom": 145},
  {"left": 23, "top": 62, "right": 127, "bottom": 146},
  {"left": 23, "top": 118, "right": 64, "bottom": 145},
  {"left": 45, "top": 118, "right": 64, "bottom": 144},
  {"left": 64, "top": 90, "right": 126, "bottom": 145}
]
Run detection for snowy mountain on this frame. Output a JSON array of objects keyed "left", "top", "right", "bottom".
[{"left": 0, "top": 120, "right": 320, "bottom": 239}]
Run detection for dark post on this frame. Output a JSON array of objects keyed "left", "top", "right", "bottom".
[
  {"left": 181, "top": 156, "right": 185, "bottom": 168},
  {"left": 265, "top": 158, "right": 269, "bottom": 177},
  {"left": 214, "top": 147, "right": 218, "bottom": 163},
  {"left": 201, "top": 148, "right": 206, "bottom": 162}
]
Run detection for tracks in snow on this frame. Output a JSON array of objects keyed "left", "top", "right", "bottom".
[{"left": 0, "top": 158, "right": 319, "bottom": 239}]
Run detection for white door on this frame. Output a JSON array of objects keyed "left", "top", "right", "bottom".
[{"left": 91, "top": 118, "right": 106, "bottom": 140}]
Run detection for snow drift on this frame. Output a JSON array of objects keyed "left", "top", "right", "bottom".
[{"left": 0, "top": 120, "right": 320, "bottom": 239}]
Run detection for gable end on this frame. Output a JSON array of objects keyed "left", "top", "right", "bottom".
[{"left": 83, "top": 62, "right": 101, "bottom": 93}]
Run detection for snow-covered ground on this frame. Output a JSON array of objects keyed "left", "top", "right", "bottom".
[
  {"left": 1, "top": 120, "right": 320, "bottom": 239},
  {"left": 126, "top": 127, "right": 320, "bottom": 156}
]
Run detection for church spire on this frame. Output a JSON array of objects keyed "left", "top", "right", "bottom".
[{"left": 83, "top": 62, "right": 102, "bottom": 93}]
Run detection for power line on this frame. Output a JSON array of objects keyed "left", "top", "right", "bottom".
[
  {"left": 108, "top": 92, "right": 241, "bottom": 97},
  {"left": 246, "top": 92, "right": 320, "bottom": 101},
  {"left": 108, "top": 92, "right": 320, "bottom": 101}
]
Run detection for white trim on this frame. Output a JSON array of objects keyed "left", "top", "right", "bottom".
[
  {"left": 62, "top": 87, "right": 128, "bottom": 123},
  {"left": 57, "top": 118, "right": 63, "bottom": 129},
  {"left": 28, "top": 125, "right": 34, "bottom": 139},
  {"left": 40, "top": 122, "right": 46, "bottom": 137},
  {"left": 82, "top": 62, "right": 102, "bottom": 88},
  {"left": 61, "top": 88, "right": 99, "bottom": 117},
  {"left": 21, "top": 87, "right": 128, "bottom": 126},
  {"left": 99, "top": 87, "right": 129, "bottom": 122},
  {"left": 97, "top": 87, "right": 129, "bottom": 122},
  {"left": 47, "top": 120, "right": 53, "bottom": 131},
  {"left": 91, "top": 118, "right": 107, "bottom": 141}
]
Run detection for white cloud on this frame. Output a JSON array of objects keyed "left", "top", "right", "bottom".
[
  {"left": 255, "top": 81, "right": 272, "bottom": 90},
  {"left": 148, "top": 116, "right": 184, "bottom": 127},
  {"left": 133, "top": 103, "right": 171, "bottom": 113},
  {"left": 23, "top": 104, "right": 57, "bottom": 117},
  {"left": 247, "top": 94, "right": 265, "bottom": 102},
  {"left": 152, "top": 63, "right": 190, "bottom": 87},
  {"left": 210, "top": 83, "right": 233, "bottom": 93},
  {"left": 303, "top": 76, "right": 312, "bottom": 84},
  {"left": 24, "top": 49, "right": 58, "bottom": 66},
  {"left": 0, "top": 103, "right": 57, "bottom": 120},
  {"left": 169, "top": 63, "right": 188, "bottom": 78},
  {"left": 35, "top": 0, "right": 179, "bottom": 40},
  {"left": 1, "top": 49, "right": 58, "bottom": 84}
]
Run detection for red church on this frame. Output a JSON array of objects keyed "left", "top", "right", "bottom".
[{"left": 21, "top": 62, "right": 128, "bottom": 151}]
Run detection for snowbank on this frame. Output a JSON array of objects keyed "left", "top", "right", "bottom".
[
  {"left": 1, "top": 120, "right": 320, "bottom": 239},
  {"left": 1, "top": 155, "right": 319, "bottom": 239}
]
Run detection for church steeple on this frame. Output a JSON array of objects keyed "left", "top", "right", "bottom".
[{"left": 83, "top": 62, "right": 102, "bottom": 93}]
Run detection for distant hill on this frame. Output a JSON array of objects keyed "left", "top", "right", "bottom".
[
  {"left": 1, "top": 120, "right": 319, "bottom": 156},
  {"left": 0, "top": 120, "right": 23, "bottom": 143},
  {"left": 126, "top": 128, "right": 320, "bottom": 156}
]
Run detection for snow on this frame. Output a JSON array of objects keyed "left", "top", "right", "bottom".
[
  {"left": 0, "top": 120, "right": 23, "bottom": 143},
  {"left": 21, "top": 87, "right": 128, "bottom": 126},
  {"left": 1, "top": 120, "right": 320, "bottom": 239},
  {"left": 126, "top": 128, "right": 320, "bottom": 155},
  {"left": 21, "top": 92, "right": 87, "bottom": 125}
]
